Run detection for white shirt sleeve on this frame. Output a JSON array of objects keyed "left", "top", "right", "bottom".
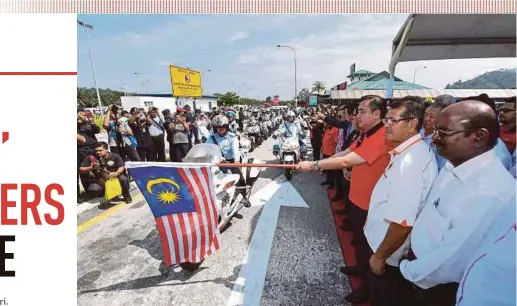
[
  {"left": 383, "top": 156, "right": 436, "bottom": 227},
  {"left": 400, "top": 194, "right": 508, "bottom": 289}
]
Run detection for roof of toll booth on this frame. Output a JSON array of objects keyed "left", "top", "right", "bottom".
[{"left": 392, "top": 14, "right": 516, "bottom": 62}]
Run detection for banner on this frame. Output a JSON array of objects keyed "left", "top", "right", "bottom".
[
  {"left": 169, "top": 65, "right": 203, "bottom": 97},
  {"left": 309, "top": 95, "right": 318, "bottom": 106}
]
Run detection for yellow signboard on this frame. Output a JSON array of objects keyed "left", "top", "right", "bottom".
[{"left": 169, "top": 65, "right": 202, "bottom": 97}]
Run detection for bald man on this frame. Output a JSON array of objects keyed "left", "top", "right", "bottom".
[{"left": 399, "top": 101, "right": 516, "bottom": 306}]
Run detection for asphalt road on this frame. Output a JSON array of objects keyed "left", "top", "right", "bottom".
[{"left": 77, "top": 137, "right": 352, "bottom": 306}]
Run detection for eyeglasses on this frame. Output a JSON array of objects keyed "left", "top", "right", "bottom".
[
  {"left": 499, "top": 108, "right": 515, "bottom": 113},
  {"left": 384, "top": 117, "right": 415, "bottom": 125},
  {"left": 432, "top": 127, "right": 470, "bottom": 138}
]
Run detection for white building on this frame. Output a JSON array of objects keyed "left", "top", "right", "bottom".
[{"left": 120, "top": 94, "right": 218, "bottom": 113}]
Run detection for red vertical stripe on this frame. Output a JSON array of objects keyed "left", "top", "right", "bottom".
[
  {"left": 155, "top": 217, "right": 172, "bottom": 265},
  {"left": 177, "top": 214, "right": 189, "bottom": 262},
  {"left": 198, "top": 167, "right": 220, "bottom": 250},
  {"left": 186, "top": 212, "right": 198, "bottom": 262},
  {"left": 189, "top": 168, "right": 217, "bottom": 250},
  {"left": 177, "top": 168, "right": 207, "bottom": 261},
  {"left": 167, "top": 214, "right": 181, "bottom": 264}
]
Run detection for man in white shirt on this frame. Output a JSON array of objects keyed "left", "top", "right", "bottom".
[
  {"left": 399, "top": 100, "right": 516, "bottom": 306},
  {"left": 455, "top": 195, "right": 516, "bottom": 306},
  {"left": 364, "top": 97, "right": 438, "bottom": 306}
]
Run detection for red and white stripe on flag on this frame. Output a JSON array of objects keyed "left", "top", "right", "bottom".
[{"left": 155, "top": 166, "right": 221, "bottom": 265}]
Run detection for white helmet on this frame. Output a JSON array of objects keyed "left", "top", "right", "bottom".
[
  {"left": 212, "top": 115, "right": 229, "bottom": 128},
  {"left": 286, "top": 111, "right": 295, "bottom": 117}
]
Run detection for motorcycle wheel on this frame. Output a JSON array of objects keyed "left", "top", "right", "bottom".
[
  {"left": 285, "top": 168, "right": 292, "bottom": 180},
  {"left": 179, "top": 260, "right": 205, "bottom": 272}
]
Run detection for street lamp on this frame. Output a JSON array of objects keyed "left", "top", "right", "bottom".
[
  {"left": 78, "top": 20, "right": 103, "bottom": 111},
  {"left": 413, "top": 66, "right": 427, "bottom": 83},
  {"left": 277, "top": 44, "right": 297, "bottom": 107},
  {"left": 134, "top": 72, "right": 150, "bottom": 94}
]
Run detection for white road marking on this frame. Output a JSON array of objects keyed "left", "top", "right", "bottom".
[{"left": 226, "top": 175, "right": 309, "bottom": 306}]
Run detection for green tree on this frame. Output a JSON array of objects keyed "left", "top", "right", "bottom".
[
  {"left": 217, "top": 91, "right": 240, "bottom": 106},
  {"left": 77, "top": 87, "right": 130, "bottom": 107},
  {"left": 297, "top": 88, "right": 310, "bottom": 102},
  {"left": 311, "top": 81, "right": 326, "bottom": 94}
]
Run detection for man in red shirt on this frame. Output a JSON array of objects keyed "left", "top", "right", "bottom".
[
  {"left": 498, "top": 97, "right": 516, "bottom": 154},
  {"left": 298, "top": 95, "right": 395, "bottom": 303}
]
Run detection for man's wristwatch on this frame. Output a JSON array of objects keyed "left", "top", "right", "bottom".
[{"left": 313, "top": 161, "right": 320, "bottom": 171}]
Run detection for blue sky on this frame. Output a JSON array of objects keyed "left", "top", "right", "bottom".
[{"left": 77, "top": 14, "right": 515, "bottom": 100}]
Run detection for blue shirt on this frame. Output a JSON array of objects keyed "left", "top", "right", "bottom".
[
  {"left": 420, "top": 128, "right": 446, "bottom": 171},
  {"left": 205, "top": 132, "right": 240, "bottom": 161},
  {"left": 494, "top": 138, "right": 512, "bottom": 171}
]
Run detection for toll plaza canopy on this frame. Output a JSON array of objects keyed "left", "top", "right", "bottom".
[{"left": 392, "top": 14, "right": 516, "bottom": 62}]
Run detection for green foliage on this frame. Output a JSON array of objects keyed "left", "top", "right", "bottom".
[
  {"left": 297, "top": 88, "right": 310, "bottom": 102},
  {"left": 216, "top": 91, "right": 240, "bottom": 106},
  {"left": 312, "top": 81, "right": 326, "bottom": 94},
  {"left": 445, "top": 68, "right": 516, "bottom": 89},
  {"left": 77, "top": 87, "right": 133, "bottom": 107}
]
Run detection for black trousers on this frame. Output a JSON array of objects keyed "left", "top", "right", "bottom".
[
  {"left": 350, "top": 201, "right": 370, "bottom": 289},
  {"left": 311, "top": 141, "right": 321, "bottom": 161},
  {"left": 322, "top": 154, "right": 334, "bottom": 185},
  {"left": 410, "top": 282, "right": 459, "bottom": 306},
  {"left": 86, "top": 174, "right": 131, "bottom": 198},
  {"left": 369, "top": 259, "right": 413, "bottom": 306},
  {"left": 137, "top": 146, "right": 154, "bottom": 161},
  {"left": 333, "top": 169, "right": 346, "bottom": 197},
  {"left": 169, "top": 143, "right": 190, "bottom": 162},
  {"left": 78, "top": 145, "right": 95, "bottom": 197},
  {"left": 151, "top": 135, "right": 166, "bottom": 162}
]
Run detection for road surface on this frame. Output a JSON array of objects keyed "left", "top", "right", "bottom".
[{"left": 77, "top": 137, "right": 352, "bottom": 306}]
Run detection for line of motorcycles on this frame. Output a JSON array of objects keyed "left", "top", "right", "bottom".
[
  {"left": 174, "top": 110, "right": 311, "bottom": 271},
  {"left": 243, "top": 113, "right": 283, "bottom": 152}
]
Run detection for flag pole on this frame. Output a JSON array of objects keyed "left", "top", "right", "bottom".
[{"left": 215, "top": 163, "right": 297, "bottom": 169}]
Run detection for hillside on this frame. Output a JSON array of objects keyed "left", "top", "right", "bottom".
[{"left": 445, "top": 68, "right": 516, "bottom": 89}]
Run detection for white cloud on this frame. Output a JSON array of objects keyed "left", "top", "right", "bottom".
[
  {"left": 228, "top": 31, "right": 249, "bottom": 43},
  {"left": 232, "top": 15, "right": 515, "bottom": 99},
  {"left": 81, "top": 15, "right": 516, "bottom": 100}
]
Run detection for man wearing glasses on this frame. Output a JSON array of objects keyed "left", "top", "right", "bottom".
[
  {"left": 364, "top": 96, "right": 438, "bottom": 306},
  {"left": 399, "top": 100, "right": 516, "bottom": 306},
  {"left": 297, "top": 95, "right": 395, "bottom": 304},
  {"left": 498, "top": 97, "right": 516, "bottom": 154}
]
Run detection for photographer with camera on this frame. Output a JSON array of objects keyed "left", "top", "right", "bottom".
[
  {"left": 102, "top": 104, "right": 140, "bottom": 161},
  {"left": 79, "top": 141, "right": 132, "bottom": 203},
  {"left": 164, "top": 112, "right": 190, "bottom": 162},
  {"left": 148, "top": 107, "right": 167, "bottom": 162},
  {"left": 77, "top": 108, "right": 101, "bottom": 201},
  {"left": 128, "top": 107, "right": 154, "bottom": 161}
]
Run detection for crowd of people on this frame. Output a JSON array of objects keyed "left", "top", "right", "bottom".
[
  {"left": 76, "top": 104, "right": 247, "bottom": 203},
  {"left": 77, "top": 93, "right": 516, "bottom": 305},
  {"left": 298, "top": 94, "right": 516, "bottom": 306}
]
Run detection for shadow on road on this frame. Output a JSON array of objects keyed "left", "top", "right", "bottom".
[{"left": 79, "top": 227, "right": 244, "bottom": 295}]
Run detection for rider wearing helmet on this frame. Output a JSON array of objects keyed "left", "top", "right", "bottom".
[
  {"left": 205, "top": 115, "right": 240, "bottom": 164},
  {"left": 225, "top": 110, "right": 239, "bottom": 133},
  {"left": 273, "top": 110, "right": 307, "bottom": 152}
]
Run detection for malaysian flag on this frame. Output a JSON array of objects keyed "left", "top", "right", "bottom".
[{"left": 126, "top": 162, "right": 221, "bottom": 265}]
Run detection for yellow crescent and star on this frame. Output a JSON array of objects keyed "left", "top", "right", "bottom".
[{"left": 146, "top": 178, "right": 181, "bottom": 205}]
